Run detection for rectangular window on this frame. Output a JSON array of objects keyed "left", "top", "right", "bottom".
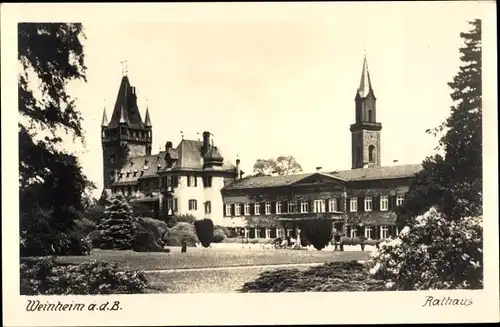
[
  {"left": 244, "top": 203, "right": 250, "bottom": 216},
  {"left": 244, "top": 228, "right": 249, "bottom": 239},
  {"left": 204, "top": 201, "right": 211, "bottom": 214},
  {"left": 314, "top": 200, "right": 325, "bottom": 213},
  {"left": 254, "top": 203, "right": 261, "bottom": 215},
  {"left": 166, "top": 176, "right": 172, "bottom": 187},
  {"left": 203, "top": 176, "right": 212, "bottom": 188},
  {"left": 225, "top": 204, "right": 231, "bottom": 216},
  {"left": 364, "top": 226, "right": 373, "bottom": 239},
  {"left": 350, "top": 197, "right": 358, "bottom": 212},
  {"left": 276, "top": 201, "right": 282, "bottom": 214},
  {"left": 276, "top": 228, "right": 282, "bottom": 238},
  {"left": 300, "top": 201, "right": 309, "bottom": 213},
  {"left": 396, "top": 195, "right": 405, "bottom": 206},
  {"left": 364, "top": 197, "right": 373, "bottom": 212},
  {"left": 380, "top": 196, "right": 389, "bottom": 211},
  {"left": 328, "top": 199, "right": 337, "bottom": 212},
  {"left": 167, "top": 198, "right": 173, "bottom": 215},
  {"left": 288, "top": 201, "right": 295, "bottom": 213},
  {"left": 188, "top": 199, "right": 197, "bottom": 211},
  {"left": 235, "top": 204, "right": 241, "bottom": 216},
  {"left": 380, "top": 226, "right": 390, "bottom": 239},
  {"left": 188, "top": 176, "right": 197, "bottom": 187},
  {"left": 265, "top": 228, "right": 271, "bottom": 239},
  {"left": 350, "top": 226, "right": 358, "bottom": 238},
  {"left": 254, "top": 228, "right": 261, "bottom": 238},
  {"left": 265, "top": 202, "right": 271, "bottom": 215}
]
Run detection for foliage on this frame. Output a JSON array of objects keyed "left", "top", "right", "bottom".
[
  {"left": 215, "top": 225, "right": 232, "bottom": 238},
  {"left": 132, "top": 219, "right": 169, "bottom": 252},
  {"left": 239, "top": 261, "right": 386, "bottom": 292},
  {"left": 299, "top": 219, "right": 333, "bottom": 250},
  {"left": 194, "top": 219, "right": 214, "bottom": 248},
  {"left": 82, "top": 204, "right": 107, "bottom": 224},
  {"left": 88, "top": 230, "right": 102, "bottom": 248},
  {"left": 212, "top": 228, "right": 227, "bottom": 243},
  {"left": 398, "top": 19, "right": 482, "bottom": 226},
  {"left": 74, "top": 218, "right": 97, "bottom": 234},
  {"left": 97, "top": 195, "right": 137, "bottom": 250},
  {"left": 131, "top": 202, "right": 154, "bottom": 218},
  {"left": 371, "top": 207, "right": 483, "bottom": 290},
  {"left": 20, "top": 208, "right": 92, "bottom": 257},
  {"left": 165, "top": 222, "right": 199, "bottom": 247},
  {"left": 20, "top": 257, "right": 148, "bottom": 295},
  {"left": 244, "top": 215, "right": 280, "bottom": 228},
  {"left": 252, "top": 156, "right": 303, "bottom": 176},
  {"left": 166, "top": 214, "right": 197, "bottom": 228},
  {"left": 341, "top": 237, "right": 380, "bottom": 246},
  {"left": 18, "top": 23, "right": 95, "bottom": 255}
]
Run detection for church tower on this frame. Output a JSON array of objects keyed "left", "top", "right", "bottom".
[
  {"left": 350, "top": 55, "right": 382, "bottom": 169},
  {"left": 101, "top": 74, "right": 152, "bottom": 189}
]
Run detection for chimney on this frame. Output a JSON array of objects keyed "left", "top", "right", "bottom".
[
  {"left": 316, "top": 166, "right": 322, "bottom": 172},
  {"left": 236, "top": 159, "right": 241, "bottom": 180},
  {"left": 203, "top": 131, "right": 210, "bottom": 153},
  {"left": 393, "top": 160, "right": 399, "bottom": 164},
  {"left": 165, "top": 141, "right": 173, "bottom": 151}
]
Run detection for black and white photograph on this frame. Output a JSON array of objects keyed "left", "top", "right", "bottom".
[{"left": 2, "top": 2, "right": 498, "bottom": 326}]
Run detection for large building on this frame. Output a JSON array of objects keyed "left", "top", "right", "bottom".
[
  {"left": 100, "top": 55, "right": 422, "bottom": 239},
  {"left": 100, "top": 75, "right": 241, "bottom": 225},
  {"left": 220, "top": 56, "right": 423, "bottom": 240}
]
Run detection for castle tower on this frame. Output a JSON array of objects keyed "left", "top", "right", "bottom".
[
  {"left": 350, "top": 55, "right": 382, "bottom": 169},
  {"left": 101, "top": 74, "right": 152, "bottom": 189}
]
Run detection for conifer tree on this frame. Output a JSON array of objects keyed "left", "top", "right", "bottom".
[
  {"left": 398, "top": 19, "right": 482, "bottom": 225},
  {"left": 98, "top": 195, "right": 137, "bottom": 250}
]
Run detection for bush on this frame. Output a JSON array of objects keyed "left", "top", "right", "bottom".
[
  {"left": 370, "top": 207, "right": 483, "bottom": 290},
  {"left": 212, "top": 228, "right": 227, "bottom": 243},
  {"left": 20, "top": 257, "right": 148, "bottom": 295},
  {"left": 74, "top": 218, "right": 96, "bottom": 234},
  {"left": 132, "top": 230, "right": 170, "bottom": 253},
  {"left": 300, "top": 219, "right": 333, "bottom": 250},
  {"left": 194, "top": 219, "right": 214, "bottom": 248},
  {"left": 341, "top": 237, "right": 380, "bottom": 246},
  {"left": 239, "top": 261, "right": 386, "bottom": 292},
  {"left": 88, "top": 230, "right": 102, "bottom": 248},
  {"left": 215, "top": 225, "right": 232, "bottom": 238},
  {"left": 166, "top": 222, "right": 199, "bottom": 247},
  {"left": 82, "top": 205, "right": 106, "bottom": 224},
  {"left": 166, "top": 214, "right": 196, "bottom": 228},
  {"left": 98, "top": 195, "right": 137, "bottom": 250},
  {"left": 137, "top": 217, "right": 168, "bottom": 247}
]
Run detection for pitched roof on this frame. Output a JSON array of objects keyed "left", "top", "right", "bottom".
[
  {"left": 101, "top": 107, "right": 108, "bottom": 127},
  {"left": 107, "top": 75, "right": 145, "bottom": 129},
  {"left": 111, "top": 139, "right": 236, "bottom": 186},
  {"left": 222, "top": 164, "right": 423, "bottom": 191},
  {"left": 357, "top": 55, "right": 374, "bottom": 98},
  {"left": 222, "top": 172, "right": 345, "bottom": 190},
  {"left": 144, "top": 107, "right": 152, "bottom": 127},
  {"left": 331, "top": 164, "right": 423, "bottom": 181}
]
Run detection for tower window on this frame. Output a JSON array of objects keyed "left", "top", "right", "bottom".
[
  {"left": 109, "top": 154, "right": 116, "bottom": 163},
  {"left": 368, "top": 110, "right": 373, "bottom": 122},
  {"left": 121, "top": 127, "right": 126, "bottom": 135},
  {"left": 368, "top": 145, "right": 375, "bottom": 162}
]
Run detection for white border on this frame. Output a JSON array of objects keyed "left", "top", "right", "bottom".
[{"left": 2, "top": 2, "right": 498, "bottom": 326}]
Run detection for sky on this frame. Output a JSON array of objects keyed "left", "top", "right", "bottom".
[{"left": 22, "top": 2, "right": 487, "bottom": 198}]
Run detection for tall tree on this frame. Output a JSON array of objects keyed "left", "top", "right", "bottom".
[
  {"left": 252, "top": 156, "right": 303, "bottom": 176},
  {"left": 398, "top": 19, "right": 482, "bottom": 226},
  {"left": 18, "top": 23, "right": 91, "bottom": 231}
]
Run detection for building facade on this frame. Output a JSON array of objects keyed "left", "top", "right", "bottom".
[
  {"left": 100, "top": 75, "right": 241, "bottom": 226},
  {"left": 220, "top": 56, "right": 423, "bottom": 240}
]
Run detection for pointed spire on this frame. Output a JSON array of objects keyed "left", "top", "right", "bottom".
[
  {"left": 101, "top": 105, "right": 108, "bottom": 127},
  {"left": 357, "top": 54, "right": 373, "bottom": 98},
  {"left": 119, "top": 105, "right": 127, "bottom": 124},
  {"left": 144, "top": 107, "right": 152, "bottom": 127}
]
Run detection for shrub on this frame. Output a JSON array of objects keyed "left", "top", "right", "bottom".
[
  {"left": 166, "top": 214, "right": 196, "bottom": 228},
  {"left": 74, "top": 218, "right": 96, "bottom": 234},
  {"left": 82, "top": 205, "right": 106, "bottom": 224},
  {"left": 20, "top": 257, "right": 148, "bottom": 295},
  {"left": 239, "top": 261, "right": 386, "bottom": 292},
  {"left": 137, "top": 217, "right": 168, "bottom": 247},
  {"left": 98, "top": 195, "right": 137, "bottom": 250},
  {"left": 166, "top": 222, "right": 199, "bottom": 247},
  {"left": 215, "top": 225, "right": 232, "bottom": 238},
  {"left": 88, "top": 230, "right": 102, "bottom": 248},
  {"left": 341, "top": 237, "right": 380, "bottom": 246},
  {"left": 131, "top": 202, "right": 154, "bottom": 218},
  {"left": 194, "top": 219, "right": 214, "bottom": 248},
  {"left": 300, "top": 219, "right": 333, "bottom": 250},
  {"left": 132, "top": 230, "right": 170, "bottom": 253},
  {"left": 212, "top": 228, "right": 227, "bottom": 243},
  {"left": 370, "top": 207, "right": 483, "bottom": 290}
]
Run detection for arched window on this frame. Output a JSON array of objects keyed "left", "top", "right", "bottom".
[
  {"left": 368, "top": 110, "right": 373, "bottom": 122},
  {"left": 368, "top": 145, "right": 375, "bottom": 162}
]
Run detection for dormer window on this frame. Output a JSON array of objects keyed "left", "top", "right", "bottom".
[
  {"left": 133, "top": 171, "right": 137, "bottom": 177},
  {"left": 140, "top": 170, "right": 144, "bottom": 176},
  {"left": 126, "top": 172, "right": 130, "bottom": 178},
  {"left": 119, "top": 173, "right": 123, "bottom": 179}
]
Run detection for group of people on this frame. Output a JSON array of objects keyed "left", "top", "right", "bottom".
[{"left": 272, "top": 236, "right": 297, "bottom": 249}]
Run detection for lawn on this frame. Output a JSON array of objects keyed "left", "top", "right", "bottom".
[{"left": 53, "top": 247, "right": 372, "bottom": 271}]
